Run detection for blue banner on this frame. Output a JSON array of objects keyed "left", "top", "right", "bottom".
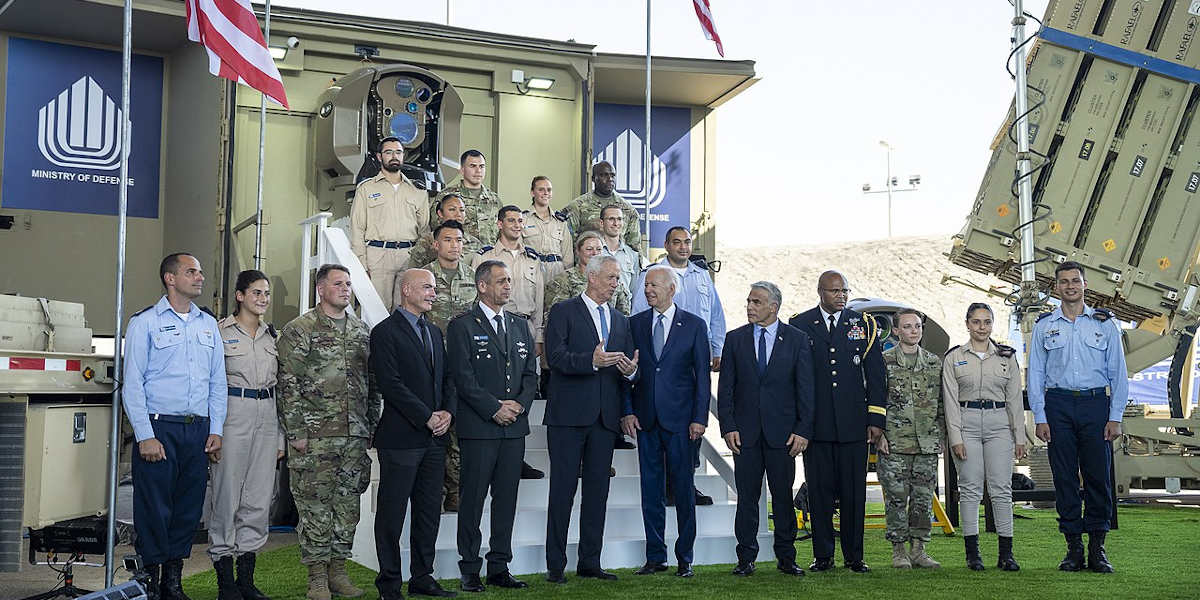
[
  {"left": 2, "top": 37, "right": 163, "bottom": 218},
  {"left": 593, "top": 103, "right": 690, "bottom": 244}
]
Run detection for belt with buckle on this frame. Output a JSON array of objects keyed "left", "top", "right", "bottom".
[
  {"left": 1047, "top": 387, "right": 1107, "bottom": 398},
  {"left": 150, "top": 414, "right": 209, "bottom": 424},
  {"left": 228, "top": 386, "right": 275, "bottom": 399},
  {"left": 367, "top": 240, "right": 415, "bottom": 249},
  {"left": 539, "top": 254, "right": 563, "bottom": 263},
  {"left": 960, "top": 400, "right": 1006, "bottom": 409}
]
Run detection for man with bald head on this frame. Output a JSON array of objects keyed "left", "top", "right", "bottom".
[
  {"left": 371, "top": 268, "right": 458, "bottom": 599},
  {"left": 788, "top": 270, "right": 886, "bottom": 574},
  {"left": 564, "top": 161, "right": 644, "bottom": 253}
]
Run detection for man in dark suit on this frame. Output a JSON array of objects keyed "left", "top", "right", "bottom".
[
  {"left": 717, "top": 281, "right": 813, "bottom": 577},
  {"left": 446, "top": 260, "right": 537, "bottom": 593},
  {"left": 623, "top": 265, "right": 711, "bottom": 578},
  {"left": 788, "top": 270, "right": 886, "bottom": 574},
  {"left": 371, "top": 268, "right": 458, "bottom": 599},
  {"left": 543, "top": 255, "right": 638, "bottom": 583}
]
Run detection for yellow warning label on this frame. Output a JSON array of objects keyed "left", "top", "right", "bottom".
[
  {"left": 997, "top": 204, "right": 1010, "bottom": 217},
  {"left": 1158, "top": 257, "right": 1171, "bottom": 270},
  {"left": 1102, "top": 239, "right": 1116, "bottom": 252},
  {"left": 1049, "top": 221, "right": 1062, "bottom": 234}
]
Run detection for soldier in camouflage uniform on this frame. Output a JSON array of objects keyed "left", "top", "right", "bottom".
[
  {"left": 420, "top": 220, "right": 477, "bottom": 513},
  {"left": 877, "top": 308, "right": 945, "bottom": 570},
  {"left": 564, "top": 161, "right": 643, "bottom": 253},
  {"left": 543, "top": 231, "right": 632, "bottom": 327},
  {"left": 406, "top": 194, "right": 482, "bottom": 270},
  {"left": 277, "top": 264, "right": 378, "bottom": 600},
  {"left": 432, "top": 149, "right": 502, "bottom": 247}
]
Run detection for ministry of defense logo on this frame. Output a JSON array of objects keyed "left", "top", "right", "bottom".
[
  {"left": 37, "top": 75, "right": 129, "bottom": 170},
  {"left": 594, "top": 128, "right": 666, "bottom": 211}
]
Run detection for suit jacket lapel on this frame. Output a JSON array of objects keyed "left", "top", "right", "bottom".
[
  {"left": 657, "top": 310, "right": 686, "bottom": 361},
  {"left": 763, "top": 325, "right": 787, "bottom": 376},
  {"left": 393, "top": 312, "right": 433, "bottom": 371},
  {"left": 808, "top": 308, "right": 832, "bottom": 342},
  {"left": 577, "top": 297, "right": 601, "bottom": 346},
  {"left": 471, "top": 304, "right": 508, "bottom": 357}
]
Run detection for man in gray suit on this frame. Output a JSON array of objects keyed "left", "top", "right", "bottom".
[{"left": 446, "top": 260, "right": 538, "bottom": 592}]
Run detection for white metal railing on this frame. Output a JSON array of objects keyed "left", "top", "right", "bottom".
[{"left": 299, "top": 212, "right": 389, "bottom": 328}]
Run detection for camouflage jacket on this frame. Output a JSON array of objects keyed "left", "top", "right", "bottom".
[
  {"left": 882, "top": 345, "right": 945, "bottom": 454},
  {"left": 276, "top": 308, "right": 378, "bottom": 440},
  {"left": 432, "top": 183, "right": 503, "bottom": 247},
  {"left": 564, "top": 190, "right": 643, "bottom": 253},
  {"left": 543, "top": 267, "right": 632, "bottom": 327},
  {"left": 423, "top": 259, "right": 478, "bottom": 333},
  {"left": 405, "top": 230, "right": 483, "bottom": 270}
]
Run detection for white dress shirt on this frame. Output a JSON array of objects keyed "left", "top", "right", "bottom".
[
  {"left": 478, "top": 301, "right": 505, "bottom": 335},
  {"left": 651, "top": 303, "right": 677, "bottom": 347},
  {"left": 819, "top": 306, "right": 843, "bottom": 331}
]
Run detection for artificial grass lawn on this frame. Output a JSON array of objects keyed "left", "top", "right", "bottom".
[{"left": 183, "top": 504, "right": 1198, "bottom": 600}]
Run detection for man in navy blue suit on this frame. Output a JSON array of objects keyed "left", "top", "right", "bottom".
[
  {"left": 543, "top": 255, "right": 639, "bottom": 583},
  {"left": 622, "top": 265, "right": 711, "bottom": 578},
  {"left": 718, "top": 281, "right": 813, "bottom": 577}
]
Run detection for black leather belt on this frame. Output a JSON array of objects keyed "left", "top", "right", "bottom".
[
  {"left": 151, "top": 414, "right": 209, "bottom": 424},
  {"left": 367, "top": 240, "right": 415, "bottom": 249},
  {"left": 1047, "top": 387, "right": 1107, "bottom": 398},
  {"left": 960, "top": 400, "right": 1006, "bottom": 409},
  {"left": 539, "top": 254, "right": 563, "bottom": 262},
  {"left": 229, "top": 386, "right": 275, "bottom": 399}
]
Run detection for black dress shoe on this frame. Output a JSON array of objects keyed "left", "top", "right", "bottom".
[
  {"left": 577, "top": 567, "right": 618, "bottom": 580},
  {"left": 635, "top": 561, "right": 668, "bottom": 575},
  {"left": 676, "top": 562, "right": 694, "bottom": 578},
  {"left": 520, "top": 461, "right": 544, "bottom": 479},
  {"left": 545, "top": 570, "right": 567, "bottom": 584},
  {"left": 731, "top": 562, "right": 756, "bottom": 576},
  {"left": 776, "top": 561, "right": 805, "bottom": 576},
  {"left": 694, "top": 488, "right": 714, "bottom": 506},
  {"left": 615, "top": 437, "right": 636, "bottom": 449},
  {"left": 485, "top": 572, "right": 528, "bottom": 589},
  {"left": 846, "top": 560, "right": 871, "bottom": 573},
  {"left": 809, "top": 558, "right": 835, "bottom": 572},
  {"left": 379, "top": 591, "right": 406, "bottom": 600},
  {"left": 409, "top": 580, "right": 457, "bottom": 597},
  {"left": 459, "top": 574, "right": 485, "bottom": 593}
]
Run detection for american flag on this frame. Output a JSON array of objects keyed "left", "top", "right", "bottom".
[
  {"left": 691, "top": 0, "right": 725, "bottom": 57},
  {"left": 185, "top": 0, "right": 289, "bottom": 108}
]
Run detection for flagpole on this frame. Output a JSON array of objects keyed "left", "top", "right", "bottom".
[
  {"left": 254, "top": 0, "right": 271, "bottom": 269},
  {"left": 105, "top": 0, "right": 133, "bottom": 587},
  {"left": 642, "top": 0, "right": 652, "bottom": 257}
]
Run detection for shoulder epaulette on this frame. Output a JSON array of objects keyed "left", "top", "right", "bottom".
[
  {"left": 1092, "top": 308, "right": 1115, "bottom": 322},
  {"left": 995, "top": 342, "right": 1016, "bottom": 357},
  {"left": 791, "top": 313, "right": 801, "bottom": 320},
  {"left": 200, "top": 306, "right": 216, "bottom": 319},
  {"left": 1035, "top": 311, "right": 1054, "bottom": 323},
  {"left": 943, "top": 344, "right": 961, "bottom": 358},
  {"left": 478, "top": 245, "right": 494, "bottom": 255},
  {"left": 553, "top": 209, "right": 568, "bottom": 222},
  {"left": 524, "top": 247, "right": 541, "bottom": 260},
  {"left": 131, "top": 305, "right": 153, "bottom": 318},
  {"left": 267, "top": 324, "right": 278, "bottom": 339}
]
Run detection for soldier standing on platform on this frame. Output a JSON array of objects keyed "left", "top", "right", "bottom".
[
  {"left": 877, "top": 309, "right": 944, "bottom": 570},
  {"left": 407, "top": 194, "right": 482, "bottom": 269},
  {"left": 523, "top": 175, "right": 574, "bottom": 282},
  {"left": 473, "top": 205, "right": 546, "bottom": 354},
  {"left": 564, "top": 161, "right": 643, "bottom": 253},
  {"left": 435, "top": 149, "right": 503, "bottom": 247},
  {"left": 277, "top": 265, "right": 377, "bottom": 600}
]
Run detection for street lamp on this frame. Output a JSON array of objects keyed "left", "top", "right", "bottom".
[{"left": 861, "top": 140, "right": 921, "bottom": 237}]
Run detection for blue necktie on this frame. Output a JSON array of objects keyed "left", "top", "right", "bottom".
[
  {"left": 653, "top": 313, "right": 665, "bottom": 360},
  {"left": 597, "top": 305, "right": 609, "bottom": 346},
  {"left": 757, "top": 326, "right": 767, "bottom": 375}
]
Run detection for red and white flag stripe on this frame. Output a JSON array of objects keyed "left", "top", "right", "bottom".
[
  {"left": 186, "top": 0, "right": 289, "bottom": 108},
  {"left": 692, "top": 0, "right": 725, "bottom": 57},
  {"left": 0, "top": 357, "right": 82, "bottom": 371}
]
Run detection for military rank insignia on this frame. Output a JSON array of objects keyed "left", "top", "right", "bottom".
[{"left": 848, "top": 325, "right": 866, "bottom": 340}]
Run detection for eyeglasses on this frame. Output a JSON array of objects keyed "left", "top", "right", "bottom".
[
  {"left": 820, "top": 288, "right": 851, "bottom": 295},
  {"left": 380, "top": 149, "right": 403, "bottom": 157}
]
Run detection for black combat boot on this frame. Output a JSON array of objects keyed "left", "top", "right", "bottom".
[
  {"left": 161, "top": 559, "right": 192, "bottom": 600},
  {"left": 236, "top": 553, "right": 272, "bottom": 600},
  {"left": 997, "top": 536, "right": 1020, "bottom": 571},
  {"left": 1087, "top": 531, "right": 1114, "bottom": 573},
  {"left": 1058, "top": 533, "right": 1085, "bottom": 571},
  {"left": 964, "top": 535, "right": 985, "bottom": 571},
  {"left": 214, "top": 556, "right": 244, "bottom": 600},
  {"left": 138, "top": 563, "right": 162, "bottom": 600}
]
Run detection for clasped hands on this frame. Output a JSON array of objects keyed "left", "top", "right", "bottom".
[
  {"left": 593, "top": 342, "right": 638, "bottom": 376},
  {"left": 425, "top": 410, "right": 452, "bottom": 436},
  {"left": 492, "top": 400, "right": 525, "bottom": 426}
]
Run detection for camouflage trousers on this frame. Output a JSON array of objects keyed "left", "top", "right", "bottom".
[
  {"left": 443, "top": 427, "right": 460, "bottom": 504},
  {"left": 877, "top": 452, "right": 939, "bottom": 543},
  {"left": 287, "top": 436, "right": 371, "bottom": 564}
]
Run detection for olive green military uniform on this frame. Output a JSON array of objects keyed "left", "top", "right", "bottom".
[
  {"left": 563, "top": 190, "right": 643, "bottom": 253},
  {"left": 276, "top": 309, "right": 378, "bottom": 565},
  {"left": 423, "top": 258, "right": 477, "bottom": 510},
  {"left": 433, "top": 183, "right": 502, "bottom": 249},
  {"left": 542, "top": 267, "right": 632, "bottom": 328},
  {"left": 350, "top": 173, "right": 431, "bottom": 310},
  {"left": 522, "top": 208, "right": 574, "bottom": 282},
  {"left": 405, "top": 229, "right": 483, "bottom": 271},
  {"left": 878, "top": 345, "right": 945, "bottom": 544}
]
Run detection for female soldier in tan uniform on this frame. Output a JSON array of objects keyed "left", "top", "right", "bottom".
[
  {"left": 522, "top": 175, "right": 574, "bottom": 282},
  {"left": 943, "top": 302, "right": 1027, "bottom": 572},
  {"left": 209, "top": 270, "right": 281, "bottom": 600}
]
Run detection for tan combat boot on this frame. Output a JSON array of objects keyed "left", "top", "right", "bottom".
[
  {"left": 306, "top": 562, "right": 331, "bottom": 600},
  {"left": 891, "top": 542, "right": 912, "bottom": 569},
  {"left": 909, "top": 539, "right": 941, "bottom": 568},
  {"left": 327, "top": 558, "right": 365, "bottom": 598}
]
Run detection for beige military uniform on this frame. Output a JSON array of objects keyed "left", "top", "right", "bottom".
[
  {"left": 601, "top": 240, "right": 642, "bottom": 295},
  {"left": 472, "top": 244, "right": 545, "bottom": 343},
  {"left": 208, "top": 316, "right": 280, "bottom": 560},
  {"left": 350, "top": 173, "right": 430, "bottom": 310},
  {"left": 522, "top": 207, "right": 574, "bottom": 282}
]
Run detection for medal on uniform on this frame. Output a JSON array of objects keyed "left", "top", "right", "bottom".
[
  {"left": 853, "top": 354, "right": 861, "bottom": 365},
  {"left": 848, "top": 326, "right": 865, "bottom": 340}
]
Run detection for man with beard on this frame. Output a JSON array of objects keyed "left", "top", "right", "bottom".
[{"left": 350, "top": 136, "right": 431, "bottom": 310}]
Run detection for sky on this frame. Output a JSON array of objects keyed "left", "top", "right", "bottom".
[{"left": 277, "top": 0, "right": 1051, "bottom": 246}]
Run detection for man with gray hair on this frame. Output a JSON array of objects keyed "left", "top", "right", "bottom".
[{"left": 718, "top": 281, "right": 813, "bottom": 577}]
